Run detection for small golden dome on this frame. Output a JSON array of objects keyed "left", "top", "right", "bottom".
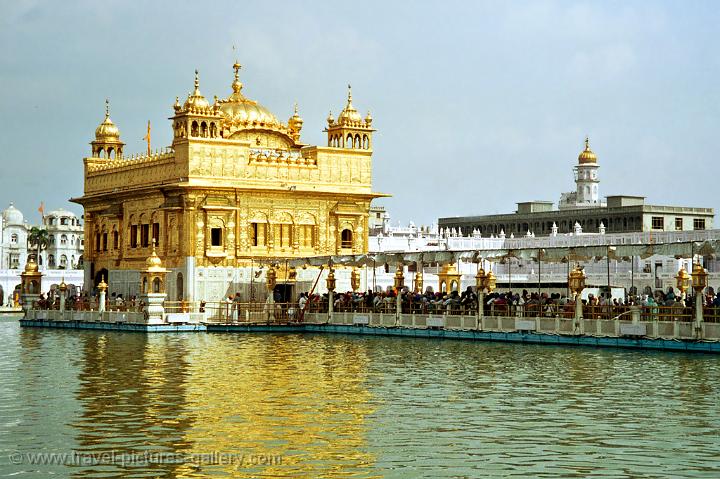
[
  {"left": 146, "top": 248, "right": 163, "bottom": 269},
  {"left": 95, "top": 99, "right": 121, "bottom": 140},
  {"left": 327, "top": 110, "right": 335, "bottom": 126},
  {"left": 578, "top": 136, "right": 597, "bottom": 164},
  {"left": 24, "top": 258, "right": 38, "bottom": 273},
  {"left": 288, "top": 103, "right": 303, "bottom": 129},
  {"left": 364, "top": 110, "right": 373, "bottom": 127},
  {"left": 183, "top": 70, "right": 211, "bottom": 111},
  {"left": 97, "top": 275, "right": 108, "bottom": 292},
  {"left": 337, "top": 85, "right": 362, "bottom": 124}
]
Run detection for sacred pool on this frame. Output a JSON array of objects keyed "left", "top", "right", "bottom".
[{"left": 1, "top": 317, "right": 719, "bottom": 478}]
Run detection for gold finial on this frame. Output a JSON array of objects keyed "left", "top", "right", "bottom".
[
  {"left": 585, "top": 135, "right": 590, "bottom": 150},
  {"left": 194, "top": 69, "right": 200, "bottom": 90},
  {"left": 105, "top": 98, "right": 110, "bottom": 119},
  {"left": 98, "top": 274, "right": 108, "bottom": 292},
  {"left": 231, "top": 62, "right": 243, "bottom": 93},
  {"left": 294, "top": 102, "right": 299, "bottom": 115},
  {"left": 347, "top": 84, "right": 353, "bottom": 105}
]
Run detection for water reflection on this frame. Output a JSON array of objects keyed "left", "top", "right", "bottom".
[
  {"left": 70, "top": 333, "right": 194, "bottom": 478},
  {"left": 177, "top": 334, "right": 376, "bottom": 477}
]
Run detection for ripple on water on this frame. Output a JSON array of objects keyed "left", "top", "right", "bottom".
[{"left": 0, "top": 323, "right": 719, "bottom": 478}]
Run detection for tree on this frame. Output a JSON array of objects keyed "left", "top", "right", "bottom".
[{"left": 27, "top": 227, "right": 49, "bottom": 267}]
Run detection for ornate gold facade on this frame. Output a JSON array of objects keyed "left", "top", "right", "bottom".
[{"left": 72, "top": 63, "right": 386, "bottom": 288}]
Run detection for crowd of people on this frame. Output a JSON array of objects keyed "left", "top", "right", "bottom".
[
  {"left": 296, "top": 285, "right": 720, "bottom": 321},
  {"left": 25, "top": 282, "right": 720, "bottom": 323}
]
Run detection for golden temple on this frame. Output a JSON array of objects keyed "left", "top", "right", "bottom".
[{"left": 72, "top": 62, "right": 386, "bottom": 301}]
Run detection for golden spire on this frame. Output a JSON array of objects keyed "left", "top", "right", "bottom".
[
  {"left": 347, "top": 84, "right": 353, "bottom": 106},
  {"left": 194, "top": 69, "right": 200, "bottom": 93},
  {"left": 232, "top": 61, "right": 243, "bottom": 93},
  {"left": 105, "top": 98, "right": 110, "bottom": 119}
]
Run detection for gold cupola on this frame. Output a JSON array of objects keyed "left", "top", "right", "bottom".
[
  {"left": 183, "top": 70, "right": 212, "bottom": 112},
  {"left": 578, "top": 136, "right": 597, "bottom": 164},
  {"left": 91, "top": 99, "right": 124, "bottom": 159},
  {"left": 336, "top": 85, "right": 362, "bottom": 125},
  {"left": 287, "top": 103, "right": 304, "bottom": 142},
  {"left": 95, "top": 100, "right": 120, "bottom": 140},
  {"left": 325, "top": 85, "right": 375, "bottom": 150}
]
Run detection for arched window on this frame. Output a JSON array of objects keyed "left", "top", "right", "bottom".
[
  {"left": 191, "top": 121, "right": 199, "bottom": 137},
  {"left": 346, "top": 134, "right": 353, "bottom": 149},
  {"left": 70, "top": 255, "right": 75, "bottom": 268},
  {"left": 59, "top": 255, "right": 68, "bottom": 269},
  {"left": 152, "top": 277, "right": 161, "bottom": 293},
  {"left": 354, "top": 134, "right": 361, "bottom": 148},
  {"left": 49, "top": 235, "right": 55, "bottom": 245},
  {"left": 48, "top": 254, "right": 56, "bottom": 268},
  {"left": 341, "top": 229, "right": 353, "bottom": 248},
  {"left": 108, "top": 147, "right": 115, "bottom": 159},
  {"left": 363, "top": 135, "right": 369, "bottom": 149},
  {"left": 10, "top": 234, "right": 17, "bottom": 244},
  {"left": 60, "top": 234, "right": 68, "bottom": 245},
  {"left": 201, "top": 121, "right": 208, "bottom": 137},
  {"left": 98, "top": 147, "right": 105, "bottom": 158},
  {"left": 210, "top": 122, "right": 217, "bottom": 138}
]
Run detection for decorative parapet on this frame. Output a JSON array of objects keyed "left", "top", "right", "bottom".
[{"left": 86, "top": 147, "right": 175, "bottom": 174}]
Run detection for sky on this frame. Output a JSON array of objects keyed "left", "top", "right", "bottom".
[{"left": 1, "top": 0, "right": 719, "bottom": 228}]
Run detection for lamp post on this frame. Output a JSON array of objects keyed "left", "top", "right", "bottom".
[
  {"left": 97, "top": 275, "right": 108, "bottom": 313},
  {"left": 394, "top": 264, "right": 404, "bottom": 325},
  {"left": 266, "top": 265, "right": 277, "bottom": 322},
  {"left": 58, "top": 277, "right": 67, "bottom": 314},
  {"left": 414, "top": 261, "right": 423, "bottom": 294},
  {"left": 675, "top": 266, "right": 690, "bottom": 300},
  {"left": 326, "top": 266, "right": 336, "bottom": 324},
  {"left": 691, "top": 262, "right": 708, "bottom": 338},
  {"left": 475, "top": 265, "right": 486, "bottom": 330},
  {"left": 606, "top": 245, "right": 616, "bottom": 300},
  {"left": 568, "top": 264, "right": 586, "bottom": 334},
  {"left": 350, "top": 267, "right": 360, "bottom": 292}
]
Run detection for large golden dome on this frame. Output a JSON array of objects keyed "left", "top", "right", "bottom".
[
  {"left": 95, "top": 100, "right": 120, "bottom": 140},
  {"left": 578, "top": 137, "right": 597, "bottom": 164},
  {"left": 217, "top": 63, "right": 280, "bottom": 127}
]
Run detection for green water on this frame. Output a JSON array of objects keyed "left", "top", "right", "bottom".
[{"left": 0, "top": 319, "right": 719, "bottom": 478}]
